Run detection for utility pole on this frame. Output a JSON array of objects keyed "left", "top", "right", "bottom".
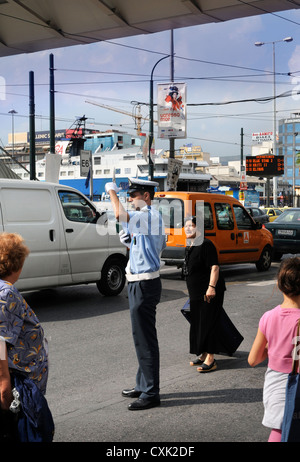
[
  {"left": 240, "top": 127, "right": 243, "bottom": 170},
  {"left": 8, "top": 109, "right": 17, "bottom": 158},
  {"left": 49, "top": 53, "right": 55, "bottom": 154},
  {"left": 29, "top": 71, "right": 36, "bottom": 180},
  {"left": 169, "top": 30, "right": 175, "bottom": 160}
]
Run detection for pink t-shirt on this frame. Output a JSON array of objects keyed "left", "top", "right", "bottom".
[{"left": 259, "top": 305, "right": 300, "bottom": 373}]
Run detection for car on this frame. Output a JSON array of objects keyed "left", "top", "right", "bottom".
[
  {"left": 265, "top": 208, "right": 300, "bottom": 260},
  {"left": 154, "top": 191, "right": 273, "bottom": 272},
  {"left": 246, "top": 207, "right": 269, "bottom": 224},
  {"left": 261, "top": 207, "right": 284, "bottom": 222}
]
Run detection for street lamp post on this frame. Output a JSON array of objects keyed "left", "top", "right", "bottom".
[
  {"left": 8, "top": 109, "right": 17, "bottom": 158},
  {"left": 149, "top": 55, "right": 170, "bottom": 180},
  {"left": 293, "top": 132, "right": 298, "bottom": 207},
  {"left": 255, "top": 37, "right": 293, "bottom": 206}
]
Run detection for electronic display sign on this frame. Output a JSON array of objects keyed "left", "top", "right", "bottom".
[{"left": 246, "top": 155, "right": 284, "bottom": 177}]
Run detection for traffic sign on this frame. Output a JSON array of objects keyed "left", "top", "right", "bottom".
[
  {"left": 80, "top": 150, "right": 91, "bottom": 176},
  {"left": 167, "top": 158, "right": 183, "bottom": 190}
]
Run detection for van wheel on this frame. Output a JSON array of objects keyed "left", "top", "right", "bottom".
[
  {"left": 97, "top": 257, "right": 126, "bottom": 296},
  {"left": 255, "top": 246, "right": 272, "bottom": 272}
]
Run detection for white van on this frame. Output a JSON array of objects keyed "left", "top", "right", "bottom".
[{"left": 0, "top": 180, "right": 128, "bottom": 296}]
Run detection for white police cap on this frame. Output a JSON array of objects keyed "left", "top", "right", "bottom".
[{"left": 128, "top": 178, "right": 159, "bottom": 194}]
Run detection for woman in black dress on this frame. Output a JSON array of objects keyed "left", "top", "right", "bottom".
[{"left": 184, "top": 216, "right": 226, "bottom": 372}]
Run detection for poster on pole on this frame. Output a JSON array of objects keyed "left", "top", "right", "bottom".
[
  {"left": 142, "top": 136, "right": 155, "bottom": 162},
  {"left": 167, "top": 158, "right": 183, "bottom": 190},
  {"left": 157, "top": 83, "right": 187, "bottom": 139}
]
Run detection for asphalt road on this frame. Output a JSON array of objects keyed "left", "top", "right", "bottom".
[{"left": 22, "top": 258, "right": 290, "bottom": 444}]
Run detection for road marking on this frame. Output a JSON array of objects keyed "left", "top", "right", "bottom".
[{"left": 247, "top": 280, "right": 276, "bottom": 286}]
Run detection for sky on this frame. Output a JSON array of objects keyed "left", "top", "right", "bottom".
[{"left": 1, "top": 6, "right": 300, "bottom": 159}]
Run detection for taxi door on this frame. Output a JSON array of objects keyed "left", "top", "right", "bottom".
[
  {"left": 211, "top": 201, "right": 240, "bottom": 264},
  {"left": 231, "top": 203, "right": 261, "bottom": 262}
]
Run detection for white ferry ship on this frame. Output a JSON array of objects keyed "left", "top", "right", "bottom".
[{"left": 12, "top": 132, "right": 212, "bottom": 198}]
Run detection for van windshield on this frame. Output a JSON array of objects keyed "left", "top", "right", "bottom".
[{"left": 152, "top": 198, "right": 184, "bottom": 229}]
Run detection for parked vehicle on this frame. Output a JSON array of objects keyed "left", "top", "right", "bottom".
[
  {"left": 265, "top": 208, "right": 300, "bottom": 260},
  {"left": 246, "top": 207, "right": 269, "bottom": 224},
  {"left": 154, "top": 191, "right": 273, "bottom": 272},
  {"left": 0, "top": 180, "right": 127, "bottom": 295},
  {"left": 261, "top": 207, "right": 283, "bottom": 222}
]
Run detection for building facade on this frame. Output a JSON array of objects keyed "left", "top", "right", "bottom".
[{"left": 278, "top": 113, "right": 300, "bottom": 205}]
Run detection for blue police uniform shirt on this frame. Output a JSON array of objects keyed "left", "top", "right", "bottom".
[{"left": 124, "top": 205, "right": 166, "bottom": 274}]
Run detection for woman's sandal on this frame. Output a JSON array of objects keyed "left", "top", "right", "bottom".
[
  {"left": 197, "top": 360, "right": 217, "bottom": 373},
  {"left": 190, "top": 358, "right": 204, "bottom": 366},
  {"left": 190, "top": 355, "right": 206, "bottom": 366}
]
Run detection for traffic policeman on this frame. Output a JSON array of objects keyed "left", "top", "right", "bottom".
[{"left": 105, "top": 178, "right": 166, "bottom": 410}]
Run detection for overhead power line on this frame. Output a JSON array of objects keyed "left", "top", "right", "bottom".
[{"left": 187, "top": 89, "right": 300, "bottom": 106}]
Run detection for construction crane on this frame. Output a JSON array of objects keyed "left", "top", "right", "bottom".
[{"left": 85, "top": 100, "right": 157, "bottom": 136}]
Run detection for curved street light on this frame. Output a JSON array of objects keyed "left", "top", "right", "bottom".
[
  {"left": 149, "top": 54, "right": 170, "bottom": 180},
  {"left": 254, "top": 37, "right": 293, "bottom": 207}
]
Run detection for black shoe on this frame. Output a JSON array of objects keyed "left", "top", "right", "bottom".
[
  {"left": 122, "top": 388, "right": 141, "bottom": 398},
  {"left": 128, "top": 397, "right": 161, "bottom": 411}
]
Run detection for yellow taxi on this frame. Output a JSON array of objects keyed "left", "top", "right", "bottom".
[
  {"left": 154, "top": 191, "right": 273, "bottom": 272},
  {"left": 261, "top": 207, "right": 283, "bottom": 222}
]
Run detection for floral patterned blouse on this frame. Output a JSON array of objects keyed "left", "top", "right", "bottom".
[{"left": 0, "top": 279, "right": 48, "bottom": 394}]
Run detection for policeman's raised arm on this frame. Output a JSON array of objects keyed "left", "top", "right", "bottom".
[{"left": 105, "top": 182, "right": 129, "bottom": 223}]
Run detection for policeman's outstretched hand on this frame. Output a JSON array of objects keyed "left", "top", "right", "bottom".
[
  {"left": 105, "top": 182, "right": 121, "bottom": 194},
  {"left": 119, "top": 230, "right": 131, "bottom": 249}
]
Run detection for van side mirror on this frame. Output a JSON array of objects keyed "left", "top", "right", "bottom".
[
  {"left": 255, "top": 222, "right": 262, "bottom": 230},
  {"left": 91, "top": 210, "right": 101, "bottom": 224}
]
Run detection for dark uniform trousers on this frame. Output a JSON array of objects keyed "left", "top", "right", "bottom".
[{"left": 127, "top": 277, "right": 162, "bottom": 400}]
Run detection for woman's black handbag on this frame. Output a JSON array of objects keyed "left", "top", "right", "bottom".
[{"left": 181, "top": 298, "right": 191, "bottom": 323}]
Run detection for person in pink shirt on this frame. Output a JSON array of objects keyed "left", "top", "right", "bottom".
[{"left": 248, "top": 257, "right": 300, "bottom": 442}]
